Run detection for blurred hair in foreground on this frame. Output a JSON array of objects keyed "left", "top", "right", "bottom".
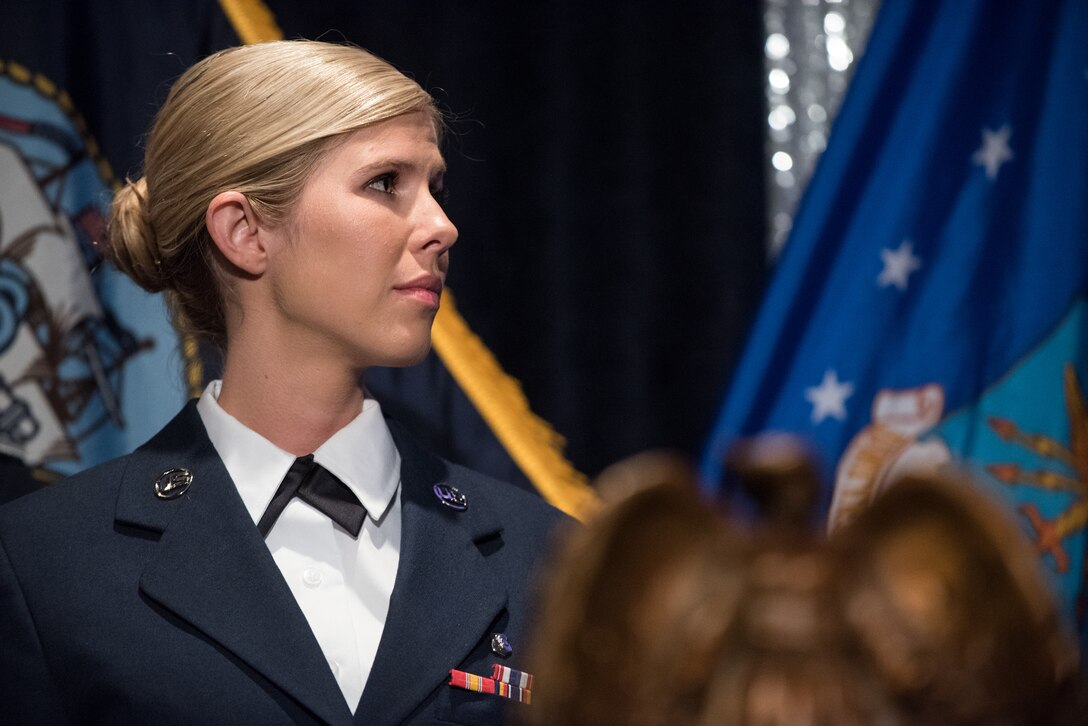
[{"left": 524, "top": 437, "right": 1083, "bottom": 726}]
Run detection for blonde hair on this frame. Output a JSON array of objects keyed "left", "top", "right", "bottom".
[{"left": 107, "top": 40, "right": 441, "bottom": 348}]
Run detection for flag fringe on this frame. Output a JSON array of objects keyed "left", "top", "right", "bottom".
[{"left": 433, "top": 293, "right": 598, "bottom": 520}]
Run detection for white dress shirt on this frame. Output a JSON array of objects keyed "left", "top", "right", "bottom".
[{"left": 196, "top": 380, "right": 401, "bottom": 712}]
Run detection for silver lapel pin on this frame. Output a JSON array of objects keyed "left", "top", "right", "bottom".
[{"left": 154, "top": 468, "right": 193, "bottom": 499}]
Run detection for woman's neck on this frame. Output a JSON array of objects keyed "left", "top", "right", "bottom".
[{"left": 216, "top": 349, "right": 366, "bottom": 457}]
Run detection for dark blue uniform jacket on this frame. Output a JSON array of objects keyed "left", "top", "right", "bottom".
[{"left": 0, "top": 401, "right": 566, "bottom": 725}]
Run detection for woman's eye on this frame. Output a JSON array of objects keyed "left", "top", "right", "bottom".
[
  {"left": 431, "top": 186, "right": 449, "bottom": 204},
  {"left": 366, "top": 173, "right": 397, "bottom": 194}
]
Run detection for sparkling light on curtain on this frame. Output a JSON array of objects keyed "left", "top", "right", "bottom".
[{"left": 764, "top": 0, "right": 880, "bottom": 258}]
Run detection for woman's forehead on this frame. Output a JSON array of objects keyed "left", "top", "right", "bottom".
[{"left": 326, "top": 113, "right": 445, "bottom": 171}]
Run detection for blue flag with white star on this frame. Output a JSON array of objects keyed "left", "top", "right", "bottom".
[{"left": 702, "top": 0, "right": 1088, "bottom": 640}]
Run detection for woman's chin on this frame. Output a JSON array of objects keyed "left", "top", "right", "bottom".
[{"left": 370, "top": 337, "right": 433, "bottom": 369}]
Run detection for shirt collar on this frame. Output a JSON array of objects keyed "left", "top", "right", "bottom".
[{"left": 196, "top": 380, "right": 401, "bottom": 527}]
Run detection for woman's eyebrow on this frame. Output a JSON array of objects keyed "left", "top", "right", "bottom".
[{"left": 354, "top": 156, "right": 447, "bottom": 176}]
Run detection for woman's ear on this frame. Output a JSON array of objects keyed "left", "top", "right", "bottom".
[{"left": 205, "top": 191, "right": 267, "bottom": 275}]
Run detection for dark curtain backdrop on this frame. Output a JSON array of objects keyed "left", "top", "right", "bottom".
[{"left": 268, "top": 1, "right": 769, "bottom": 477}]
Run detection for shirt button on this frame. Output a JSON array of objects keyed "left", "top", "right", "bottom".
[
  {"left": 329, "top": 660, "right": 341, "bottom": 678},
  {"left": 302, "top": 568, "right": 323, "bottom": 588}
]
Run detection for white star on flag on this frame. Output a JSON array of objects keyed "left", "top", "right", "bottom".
[
  {"left": 877, "top": 240, "right": 922, "bottom": 291},
  {"left": 972, "top": 124, "right": 1014, "bottom": 180},
  {"left": 805, "top": 369, "right": 854, "bottom": 424}
]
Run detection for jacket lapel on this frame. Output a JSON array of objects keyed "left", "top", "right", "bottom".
[
  {"left": 115, "top": 403, "right": 353, "bottom": 726},
  {"left": 355, "top": 422, "right": 508, "bottom": 725}
]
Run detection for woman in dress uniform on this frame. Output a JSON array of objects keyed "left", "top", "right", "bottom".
[{"left": 0, "top": 40, "right": 563, "bottom": 725}]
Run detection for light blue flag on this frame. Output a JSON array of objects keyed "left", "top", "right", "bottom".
[
  {"left": 0, "top": 63, "right": 187, "bottom": 481},
  {"left": 701, "top": 0, "right": 1088, "bottom": 640}
]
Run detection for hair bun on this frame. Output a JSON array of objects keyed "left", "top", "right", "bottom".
[{"left": 107, "top": 177, "right": 165, "bottom": 292}]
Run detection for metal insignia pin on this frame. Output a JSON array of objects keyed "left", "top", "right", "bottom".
[
  {"left": 433, "top": 483, "right": 467, "bottom": 511},
  {"left": 490, "top": 632, "right": 512, "bottom": 658},
  {"left": 154, "top": 468, "right": 193, "bottom": 499}
]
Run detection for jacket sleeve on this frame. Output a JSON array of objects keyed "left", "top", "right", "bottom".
[{"left": 0, "top": 531, "right": 69, "bottom": 724}]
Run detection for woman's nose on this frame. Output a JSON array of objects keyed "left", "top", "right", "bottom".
[{"left": 416, "top": 195, "right": 458, "bottom": 255}]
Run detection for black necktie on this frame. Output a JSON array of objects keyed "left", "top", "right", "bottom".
[{"left": 257, "top": 455, "right": 367, "bottom": 537}]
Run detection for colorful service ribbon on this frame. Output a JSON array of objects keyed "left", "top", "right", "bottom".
[
  {"left": 491, "top": 664, "right": 534, "bottom": 691},
  {"left": 449, "top": 669, "right": 532, "bottom": 705}
]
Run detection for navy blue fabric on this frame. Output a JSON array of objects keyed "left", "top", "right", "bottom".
[{"left": 0, "top": 401, "right": 567, "bottom": 724}]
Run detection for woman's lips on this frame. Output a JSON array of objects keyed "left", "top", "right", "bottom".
[{"left": 394, "top": 275, "right": 443, "bottom": 308}]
